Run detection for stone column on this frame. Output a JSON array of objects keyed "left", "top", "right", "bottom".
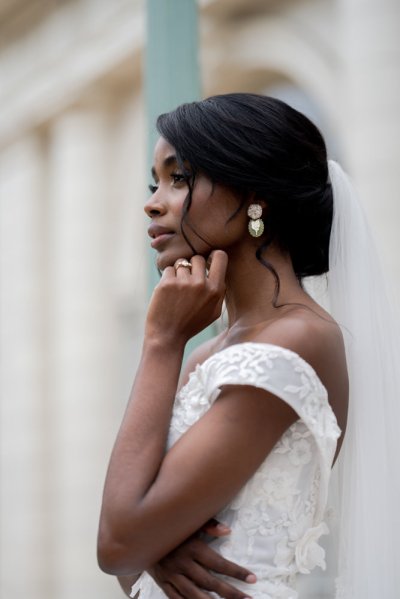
[
  {"left": 0, "top": 136, "right": 47, "bottom": 598},
  {"left": 340, "top": 0, "right": 400, "bottom": 297},
  {"left": 48, "top": 106, "right": 120, "bottom": 598},
  {"left": 111, "top": 94, "right": 147, "bottom": 401}
]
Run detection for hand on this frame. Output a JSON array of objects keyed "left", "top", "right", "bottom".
[
  {"left": 145, "top": 251, "right": 228, "bottom": 346},
  {"left": 148, "top": 520, "right": 257, "bottom": 599}
]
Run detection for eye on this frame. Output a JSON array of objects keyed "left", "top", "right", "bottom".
[
  {"left": 171, "top": 173, "right": 186, "bottom": 185},
  {"left": 148, "top": 184, "right": 158, "bottom": 193}
]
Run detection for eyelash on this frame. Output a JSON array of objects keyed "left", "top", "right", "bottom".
[
  {"left": 171, "top": 173, "right": 185, "bottom": 184},
  {"left": 148, "top": 173, "right": 186, "bottom": 194}
]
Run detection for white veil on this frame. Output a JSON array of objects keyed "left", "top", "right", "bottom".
[{"left": 321, "top": 161, "right": 400, "bottom": 598}]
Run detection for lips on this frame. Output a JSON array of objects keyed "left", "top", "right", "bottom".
[{"left": 148, "top": 224, "right": 175, "bottom": 249}]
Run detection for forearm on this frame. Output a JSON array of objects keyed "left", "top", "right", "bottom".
[
  {"left": 98, "top": 336, "right": 185, "bottom": 572},
  {"left": 110, "top": 337, "right": 184, "bottom": 494},
  {"left": 98, "top": 252, "right": 227, "bottom": 575}
]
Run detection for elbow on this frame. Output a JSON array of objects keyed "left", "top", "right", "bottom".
[
  {"left": 97, "top": 523, "right": 151, "bottom": 575},
  {"left": 97, "top": 534, "right": 127, "bottom": 575},
  {"left": 97, "top": 545, "right": 123, "bottom": 576}
]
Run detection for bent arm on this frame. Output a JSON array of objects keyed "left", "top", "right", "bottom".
[
  {"left": 97, "top": 341, "right": 297, "bottom": 575},
  {"left": 98, "top": 336, "right": 185, "bottom": 575},
  {"left": 97, "top": 252, "right": 298, "bottom": 576}
]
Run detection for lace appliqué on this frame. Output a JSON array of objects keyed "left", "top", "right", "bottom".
[{"left": 166, "top": 343, "right": 340, "bottom": 598}]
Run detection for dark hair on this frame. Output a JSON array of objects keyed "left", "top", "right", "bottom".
[{"left": 156, "top": 93, "right": 333, "bottom": 291}]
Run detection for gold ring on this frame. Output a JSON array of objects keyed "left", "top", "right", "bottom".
[{"left": 174, "top": 259, "right": 192, "bottom": 272}]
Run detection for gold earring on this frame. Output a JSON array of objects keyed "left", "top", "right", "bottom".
[{"left": 247, "top": 204, "right": 264, "bottom": 237}]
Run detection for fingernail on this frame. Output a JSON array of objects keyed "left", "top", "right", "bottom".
[
  {"left": 216, "top": 523, "right": 231, "bottom": 533},
  {"left": 245, "top": 574, "right": 257, "bottom": 583}
]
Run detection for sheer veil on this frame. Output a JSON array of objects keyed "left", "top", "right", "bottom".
[{"left": 316, "top": 161, "right": 400, "bottom": 598}]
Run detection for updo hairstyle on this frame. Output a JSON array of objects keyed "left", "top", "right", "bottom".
[{"left": 156, "top": 93, "right": 333, "bottom": 284}]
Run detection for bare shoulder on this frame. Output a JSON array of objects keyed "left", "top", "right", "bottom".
[
  {"left": 254, "top": 306, "right": 349, "bottom": 437},
  {"left": 254, "top": 307, "right": 344, "bottom": 367}
]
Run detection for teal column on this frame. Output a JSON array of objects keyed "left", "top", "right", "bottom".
[
  {"left": 146, "top": 0, "right": 201, "bottom": 161},
  {"left": 145, "top": 0, "right": 214, "bottom": 356}
]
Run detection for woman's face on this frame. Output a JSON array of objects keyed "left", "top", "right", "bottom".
[{"left": 145, "top": 137, "right": 247, "bottom": 270}]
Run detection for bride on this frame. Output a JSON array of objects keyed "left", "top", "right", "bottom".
[{"left": 97, "top": 93, "right": 399, "bottom": 598}]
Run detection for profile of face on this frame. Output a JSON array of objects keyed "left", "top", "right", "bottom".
[{"left": 145, "top": 137, "right": 250, "bottom": 271}]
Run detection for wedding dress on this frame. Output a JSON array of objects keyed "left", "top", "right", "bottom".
[
  {"left": 130, "top": 161, "right": 400, "bottom": 598},
  {"left": 130, "top": 341, "right": 341, "bottom": 599}
]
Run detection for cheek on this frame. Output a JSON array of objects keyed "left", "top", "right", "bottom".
[
  {"left": 185, "top": 182, "right": 246, "bottom": 246},
  {"left": 188, "top": 211, "right": 245, "bottom": 250},
  {"left": 170, "top": 193, "right": 188, "bottom": 218}
]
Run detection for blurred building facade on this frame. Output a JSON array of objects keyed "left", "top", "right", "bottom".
[{"left": 0, "top": 1, "right": 399, "bottom": 598}]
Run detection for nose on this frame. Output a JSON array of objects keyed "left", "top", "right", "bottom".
[{"left": 144, "top": 192, "right": 167, "bottom": 218}]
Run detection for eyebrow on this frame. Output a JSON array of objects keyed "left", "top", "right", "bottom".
[{"left": 151, "top": 154, "right": 177, "bottom": 180}]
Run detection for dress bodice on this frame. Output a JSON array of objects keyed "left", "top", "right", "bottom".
[{"left": 130, "top": 343, "right": 341, "bottom": 599}]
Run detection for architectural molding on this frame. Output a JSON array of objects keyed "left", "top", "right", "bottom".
[
  {"left": 0, "top": 0, "right": 143, "bottom": 148},
  {"left": 202, "top": 12, "right": 340, "bottom": 128}
]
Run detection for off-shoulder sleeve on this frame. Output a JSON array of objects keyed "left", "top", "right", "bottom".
[{"left": 194, "top": 342, "right": 341, "bottom": 520}]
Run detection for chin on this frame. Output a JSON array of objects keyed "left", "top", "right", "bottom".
[{"left": 156, "top": 250, "right": 193, "bottom": 271}]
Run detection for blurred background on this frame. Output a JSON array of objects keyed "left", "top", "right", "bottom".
[{"left": 0, "top": 0, "right": 399, "bottom": 598}]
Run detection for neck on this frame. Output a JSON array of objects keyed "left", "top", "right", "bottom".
[{"left": 223, "top": 240, "right": 305, "bottom": 331}]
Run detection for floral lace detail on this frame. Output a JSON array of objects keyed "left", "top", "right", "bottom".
[
  {"left": 171, "top": 343, "right": 340, "bottom": 444},
  {"left": 274, "top": 423, "right": 313, "bottom": 465},
  {"left": 274, "top": 521, "right": 329, "bottom": 574},
  {"left": 134, "top": 343, "right": 341, "bottom": 599},
  {"left": 171, "top": 363, "right": 218, "bottom": 436}
]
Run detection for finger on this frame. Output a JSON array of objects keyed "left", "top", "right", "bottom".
[
  {"left": 190, "top": 255, "right": 207, "bottom": 281},
  {"left": 174, "top": 258, "right": 192, "bottom": 278},
  {"left": 188, "top": 563, "right": 251, "bottom": 599},
  {"left": 162, "top": 582, "right": 185, "bottom": 599},
  {"left": 160, "top": 265, "right": 175, "bottom": 281},
  {"left": 170, "top": 574, "right": 211, "bottom": 599},
  {"left": 202, "top": 518, "right": 231, "bottom": 536},
  {"left": 201, "top": 548, "right": 257, "bottom": 584},
  {"left": 207, "top": 250, "right": 228, "bottom": 287}
]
